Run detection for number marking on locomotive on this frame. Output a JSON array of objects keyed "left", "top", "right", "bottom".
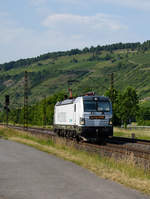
[{"left": 89, "top": 116, "right": 105, "bottom": 120}]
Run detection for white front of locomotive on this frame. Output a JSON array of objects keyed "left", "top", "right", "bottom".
[{"left": 81, "top": 96, "right": 113, "bottom": 128}]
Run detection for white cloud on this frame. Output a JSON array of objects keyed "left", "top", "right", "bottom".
[
  {"left": 41, "top": 13, "right": 130, "bottom": 50},
  {"left": 43, "top": 13, "right": 127, "bottom": 32},
  {"left": 41, "top": 13, "right": 131, "bottom": 51},
  {"left": 0, "top": 12, "right": 140, "bottom": 64}
]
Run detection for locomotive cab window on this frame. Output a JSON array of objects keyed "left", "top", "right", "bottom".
[
  {"left": 97, "top": 101, "right": 110, "bottom": 112},
  {"left": 84, "top": 100, "right": 111, "bottom": 112},
  {"left": 84, "top": 101, "right": 97, "bottom": 112}
]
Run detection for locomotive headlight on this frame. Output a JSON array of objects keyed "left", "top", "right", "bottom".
[
  {"left": 80, "top": 117, "right": 85, "bottom": 125},
  {"left": 109, "top": 118, "right": 113, "bottom": 125},
  {"left": 93, "top": 97, "right": 98, "bottom": 101}
]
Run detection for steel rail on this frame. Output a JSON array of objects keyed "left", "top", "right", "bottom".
[{"left": 110, "top": 136, "right": 150, "bottom": 145}]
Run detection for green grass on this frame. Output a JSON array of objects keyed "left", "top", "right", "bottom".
[
  {"left": 0, "top": 126, "right": 150, "bottom": 195},
  {"left": 114, "top": 127, "right": 150, "bottom": 140}
]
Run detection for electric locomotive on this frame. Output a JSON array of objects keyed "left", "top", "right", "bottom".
[{"left": 53, "top": 92, "right": 113, "bottom": 141}]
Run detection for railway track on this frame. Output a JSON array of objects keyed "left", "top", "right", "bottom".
[
  {"left": 3, "top": 124, "right": 150, "bottom": 166},
  {"left": 6, "top": 124, "right": 150, "bottom": 145},
  {"left": 108, "top": 136, "right": 150, "bottom": 145},
  {"left": 8, "top": 125, "right": 55, "bottom": 136}
]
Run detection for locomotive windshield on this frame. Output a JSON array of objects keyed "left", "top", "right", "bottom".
[{"left": 84, "top": 100, "right": 111, "bottom": 112}]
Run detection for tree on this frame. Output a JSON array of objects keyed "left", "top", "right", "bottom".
[
  {"left": 105, "top": 88, "right": 121, "bottom": 126},
  {"left": 105, "top": 87, "right": 139, "bottom": 127},
  {"left": 119, "top": 87, "right": 139, "bottom": 128}
]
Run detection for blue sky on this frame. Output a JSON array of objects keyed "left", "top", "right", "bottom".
[{"left": 0, "top": 0, "right": 150, "bottom": 63}]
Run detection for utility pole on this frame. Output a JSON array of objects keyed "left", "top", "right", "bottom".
[
  {"left": 5, "top": 95, "right": 9, "bottom": 127},
  {"left": 43, "top": 96, "right": 47, "bottom": 128},
  {"left": 110, "top": 72, "right": 114, "bottom": 125},
  {"left": 110, "top": 72, "right": 114, "bottom": 104},
  {"left": 24, "top": 71, "right": 28, "bottom": 130},
  {"left": 16, "top": 103, "right": 21, "bottom": 125},
  {"left": 110, "top": 72, "right": 114, "bottom": 91}
]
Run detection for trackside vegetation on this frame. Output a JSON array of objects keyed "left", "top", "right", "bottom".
[
  {"left": 0, "top": 126, "right": 150, "bottom": 195},
  {"left": 0, "top": 87, "right": 141, "bottom": 127}
]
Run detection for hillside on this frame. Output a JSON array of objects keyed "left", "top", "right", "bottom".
[{"left": 1, "top": 41, "right": 150, "bottom": 109}]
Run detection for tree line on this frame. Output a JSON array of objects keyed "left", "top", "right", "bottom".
[
  {"left": 0, "top": 87, "right": 149, "bottom": 127},
  {"left": 1, "top": 40, "right": 150, "bottom": 71}
]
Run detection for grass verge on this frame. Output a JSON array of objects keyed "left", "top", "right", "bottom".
[
  {"left": 114, "top": 127, "right": 150, "bottom": 140},
  {"left": 0, "top": 126, "right": 150, "bottom": 195}
]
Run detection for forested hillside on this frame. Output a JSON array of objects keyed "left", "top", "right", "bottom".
[{"left": 1, "top": 40, "right": 150, "bottom": 110}]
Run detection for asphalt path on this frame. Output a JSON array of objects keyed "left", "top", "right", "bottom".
[{"left": 0, "top": 139, "right": 149, "bottom": 199}]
